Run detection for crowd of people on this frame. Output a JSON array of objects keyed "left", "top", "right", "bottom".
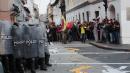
[
  {"left": 0, "top": 21, "right": 51, "bottom": 73},
  {"left": 47, "top": 18, "right": 120, "bottom": 44}
]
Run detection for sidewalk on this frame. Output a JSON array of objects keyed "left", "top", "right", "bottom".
[{"left": 90, "top": 41, "right": 130, "bottom": 51}]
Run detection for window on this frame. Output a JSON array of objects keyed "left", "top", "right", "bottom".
[
  {"left": 86, "top": 11, "right": 89, "bottom": 22},
  {"left": 82, "top": 12, "right": 85, "bottom": 21},
  {"left": 95, "top": 11, "right": 99, "bottom": 18},
  {"left": 79, "top": 13, "right": 81, "bottom": 22},
  {"left": 76, "top": 15, "right": 77, "bottom": 20}
]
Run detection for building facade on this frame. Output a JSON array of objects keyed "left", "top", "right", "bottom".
[
  {"left": 65, "top": 0, "right": 130, "bottom": 44},
  {"left": 0, "top": 0, "right": 14, "bottom": 21},
  {"left": 47, "top": 3, "right": 53, "bottom": 22},
  {"left": 66, "top": 0, "right": 119, "bottom": 22},
  {"left": 24, "top": 0, "right": 39, "bottom": 24},
  {"left": 0, "top": 0, "right": 39, "bottom": 24},
  {"left": 53, "top": 2, "right": 61, "bottom": 25},
  {"left": 47, "top": 0, "right": 65, "bottom": 25}
]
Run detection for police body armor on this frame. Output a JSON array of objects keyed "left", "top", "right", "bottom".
[
  {"left": 41, "top": 24, "right": 50, "bottom": 54},
  {"left": 23, "top": 24, "right": 38, "bottom": 59},
  {"left": 37, "top": 24, "right": 47, "bottom": 58},
  {"left": 11, "top": 23, "right": 24, "bottom": 58},
  {"left": 0, "top": 20, "right": 13, "bottom": 55},
  {"left": 40, "top": 24, "right": 51, "bottom": 66}
]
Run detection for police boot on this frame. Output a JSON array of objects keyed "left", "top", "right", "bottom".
[
  {"left": 9, "top": 55, "right": 16, "bottom": 73},
  {"left": 35, "top": 57, "right": 39, "bottom": 70},
  {"left": 45, "top": 53, "right": 52, "bottom": 67},
  {"left": 2, "top": 56, "right": 10, "bottom": 73},
  {"left": 16, "top": 59, "right": 25, "bottom": 73},
  {"left": 39, "top": 58, "right": 47, "bottom": 71},
  {"left": 28, "top": 58, "right": 36, "bottom": 73}
]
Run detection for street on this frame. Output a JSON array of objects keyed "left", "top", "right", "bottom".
[
  {"left": 1, "top": 0, "right": 130, "bottom": 73},
  {"left": 37, "top": 42, "right": 130, "bottom": 73}
]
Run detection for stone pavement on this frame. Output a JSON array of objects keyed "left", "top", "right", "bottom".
[
  {"left": 37, "top": 42, "right": 130, "bottom": 73},
  {"left": 90, "top": 41, "right": 130, "bottom": 52}
]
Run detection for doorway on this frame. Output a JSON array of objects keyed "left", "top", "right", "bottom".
[{"left": 109, "top": 5, "right": 116, "bottom": 19}]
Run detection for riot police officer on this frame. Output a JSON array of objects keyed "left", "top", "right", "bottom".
[
  {"left": 40, "top": 23, "right": 52, "bottom": 67},
  {"left": 22, "top": 24, "right": 38, "bottom": 73},
  {"left": 0, "top": 20, "right": 15, "bottom": 73},
  {"left": 44, "top": 38, "right": 52, "bottom": 67},
  {"left": 36, "top": 24, "right": 48, "bottom": 71},
  {"left": 11, "top": 22, "right": 25, "bottom": 73}
]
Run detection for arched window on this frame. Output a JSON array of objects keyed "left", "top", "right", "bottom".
[{"left": 109, "top": 5, "right": 116, "bottom": 19}]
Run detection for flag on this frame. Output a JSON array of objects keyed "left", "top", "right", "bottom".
[{"left": 61, "top": 15, "right": 67, "bottom": 31}]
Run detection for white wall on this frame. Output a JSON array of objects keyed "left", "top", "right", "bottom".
[
  {"left": 120, "top": 0, "right": 130, "bottom": 44},
  {"left": 66, "top": 0, "right": 130, "bottom": 44},
  {"left": 66, "top": 0, "right": 121, "bottom": 23},
  {"left": 66, "top": 2, "right": 105, "bottom": 23},
  {"left": 53, "top": 4, "right": 61, "bottom": 25}
]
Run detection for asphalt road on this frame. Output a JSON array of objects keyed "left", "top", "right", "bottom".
[
  {"left": 63, "top": 42, "right": 130, "bottom": 72},
  {"left": 37, "top": 42, "right": 130, "bottom": 73}
]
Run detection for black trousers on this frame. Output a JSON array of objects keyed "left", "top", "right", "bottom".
[
  {"left": 34, "top": 57, "right": 39, "bottom": 69},
  {"left": 0, "top": 54, "right": 15, "bottom": 73},
  {"left": 15, "top": 58, "right": 25, "bottom": 73},
  {"left": 38, "top": 58, "right": 47, "bottom": 69},
  {"left": 45, "top": 53, "right": 50, "bottom": 65},
  {"left": 25, "top": 58, "right": 36, "bottom": 73}
]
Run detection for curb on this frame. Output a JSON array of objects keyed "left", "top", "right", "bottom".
[{"left": 89, "top": 42, "right": 130, "bottom": 52}]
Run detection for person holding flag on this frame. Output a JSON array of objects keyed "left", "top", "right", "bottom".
[{"left": 61, "top": 15, "right": 67, "bottom": 44}]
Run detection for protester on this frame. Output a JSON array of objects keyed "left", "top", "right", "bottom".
[
  {"left": 93, "top": 19, "right": 99, "bottom": 42},
  {"left": 112, "top": 20, "right": 120, "bottom": 44},
  {"left": 80, "top": 23, "right": 86, "bottom": 43},
  {"left": 56, "top": 25, "right": 62, "bottom": 42}
]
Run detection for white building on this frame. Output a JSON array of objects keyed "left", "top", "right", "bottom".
[
  {"left": 13, "top": 0, "right": 27, "bottom": 22},
  {"left": 65, "top": 0, "right": 130, "bottom": 44},
  {"left": 47, "top": 0, "right": 61, "bottom": 25},
  {"left": 53, "top": 3, "right": 61, "bottom": 25},
  {"left": 47, "top": 3, "right": 53, "bottom": 22}
]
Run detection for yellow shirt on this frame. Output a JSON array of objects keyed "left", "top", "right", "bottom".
[{"left": 81, "top": 27, "right": 85, "bottom": 34}]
